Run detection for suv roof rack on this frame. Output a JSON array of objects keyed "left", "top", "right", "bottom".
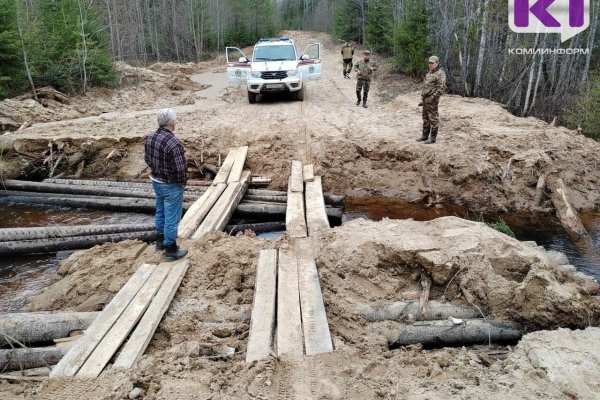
[{"left": 258, "top": 37, "right": 291, "bottom": 43}]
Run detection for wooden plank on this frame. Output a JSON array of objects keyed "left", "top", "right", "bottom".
[
  {"left": 303, "top": 164, "right": 315, "bottom": 182},
  {"left": 50, "top": 264, "right": 156, "bottom": 377},
  {"left": 212, "top": 148, "right": 238, "bottom": 185},
  {"left": 304, "top": 176, "right": 330, "bottom": 236},
  {"left": 192, "top": 171, "right": 251, "bottom": 238},
  {"left": 76, "top": 264, "right": 171, "bottom": 377},
  {"left": 227, "top": 146, "right": 249, "bottom": 184},
  {"left": 113, "top": 261, "right": 189, "bottom": 369},
  {"left": 290, "top": 160, "right": 304, "bottom": 193},
  {"left": 276, "top": 247, "right": 304, "bottom": 357},
  {"left": 178, "top": 184, "right": 227, "bottom": 238},
  {"left": 246, "top": 249, "right": 277, "bottom": 362},
  {"left": 246, "top": 249, "right": 278, "bottom": 362},
  {"left": 286, "top": 177, "right": 307, "bottom": 238},
  {"left": 297, "top": 256, "right": 333, "bottom": 356}
]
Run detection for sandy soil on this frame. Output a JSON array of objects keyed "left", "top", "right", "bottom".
[
  {"left": 2, "top": 31, "right": 600, "bottom": 212},
  {"left": 2, "top": 218, "right": 599, "bottom": 399}
]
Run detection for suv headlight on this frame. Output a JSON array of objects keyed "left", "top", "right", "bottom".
[
  {"left": 287, "top": 70, "right": 299, "bottom": 77},
  {"left": 251, "top": 72, "right": 261, "bottom": 78}
]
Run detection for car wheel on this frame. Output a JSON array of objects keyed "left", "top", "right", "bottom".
[
  {"left": 297, "top": 86, "right": 305, "bottom": 101},
  {"left": 248, "top": 92, "right": 257, "bottom": 104}
]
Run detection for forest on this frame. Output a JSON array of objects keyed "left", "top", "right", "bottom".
[{"left": 0, "top": 0, "right": 599, "bottom": 137}]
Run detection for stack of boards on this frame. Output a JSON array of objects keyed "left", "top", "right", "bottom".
[
  {"left": 246, "top": 246, "right": 333, "bottom": 361},
  {"left": 179, "top": 146, "right": 250, "bottom": 239},
  {"left": 51, "top": 261, "right": 189, "bottom": 377}
]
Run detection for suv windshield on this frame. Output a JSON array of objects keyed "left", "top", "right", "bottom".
[{"left": 253, "top": 45, "right": 296, "bottom": 62}]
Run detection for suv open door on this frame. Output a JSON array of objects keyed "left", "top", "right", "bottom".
[
  {"left": 298, "top": 43, "right": 322, "bottom": 81},
  {"left": 226, "top": 47, "right": 251, "bottom": 85}
]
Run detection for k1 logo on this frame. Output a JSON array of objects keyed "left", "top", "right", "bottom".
[{"left": 509, "top": 0, "right": 590, "bottom": 42}]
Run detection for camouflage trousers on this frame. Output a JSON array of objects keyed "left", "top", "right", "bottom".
[
  {"left": 343, "top": 58, "right": 353, "bottom": 75},
  {"left": 422, "top": 97, "right": 440, "bottom": 129},
  {"left": 356, "top": 79, "right": 370, "bottom": 101}
]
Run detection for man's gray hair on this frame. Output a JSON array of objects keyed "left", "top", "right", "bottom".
[{"left": 157, "top": 108, "right": 177, "bottom": 128}]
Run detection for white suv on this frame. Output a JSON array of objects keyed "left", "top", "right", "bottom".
[{"left": 226, "top": 38, "right": 322, "bottom": 103}]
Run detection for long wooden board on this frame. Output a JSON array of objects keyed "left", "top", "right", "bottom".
[
  {"left": 304, "top": 176, "right": 330, "bottom": 236},
  {"left": 227, "top": 146, "right": 249, "bottom": 184},
  {"left": 290, "top": 161, "right": 304, "bottom": 193},
  {"left": 76, "top": 264, "right": 171, "bottom": 377},
  {"left": 303, "top": 164, "right": 315, "bottom": 182},
  {"left": 286, "top": 177, "right": 307, "bottom": 238},
  {"left": 297, "top": 255, "right": 333, "bottom": 356},
  {"left": 113, "top": 260, "right": 189, "bottom": 369},
  {"left": 193, "top": 171, "right": 251, "bottom": 238},
  {"left": 178, "top": 183, "right": 227, "bottom": 238},
  {"left": 212, "top": 148, "right": 239, "bottom": 185},
  {"left": 246, "top": 249, "right": 278, "bottom": 362},
  {"left": 49, "top": 264, "right": 156, "bottom": 377},
  {"left": 276, "top": 247, "right": 304, "bottom": 357}
]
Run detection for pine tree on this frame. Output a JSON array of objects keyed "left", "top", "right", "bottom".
[
  {"left": 366, "top": 0, "right": 394, "bottom": 56},
  {"left": 333, "top": 0, "right": 361, "bottom": 43},
  {"left": 0, "top": 0, "right": 25, "bottom": 98},
  {"left": 394, "top": 0, "right": 430, "bottom": 77}
]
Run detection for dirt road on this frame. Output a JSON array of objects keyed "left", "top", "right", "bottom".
[{"left": 3, "top": 31, "right": 600, "bottom": 212}]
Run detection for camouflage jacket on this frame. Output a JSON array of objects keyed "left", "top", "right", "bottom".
[
  {"left": 354, "top": 59, "right": 377, "bottom": 80},
  {"left": 341, "top": 46, "right": 354, "bottom": 59},
  {"left": 421, "top": 67, "right": 447, "bottom": 100}
]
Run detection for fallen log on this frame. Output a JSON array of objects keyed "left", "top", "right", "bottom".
[
  {"left": 2, "top": 180, "right": 198, "bottom": 201},
  {"left": 0, "top": 194, "right": 193, "bottom": 213},
  {"left": 0, "top": 312, "right": 98, "bottom": 346},
  {"left": 546, "top": 175, "right": 589, "bottom": 241},
  {"left": 386, "top": 320, "right": 522, "bottom": 348},
  {"left": 225, "top": 221, "right": 286, "bottom": 235},
  {"left": 361, "top": 301, "right": 482, "bottom": 322},
  {"left": 0, "top": 231, "right": 156, "bottom": 256},
  {"left": 43, "top": 178, "right": 207, "bottom": 195},
  {"left": 236, "top": 202, "right": 342, "bottom": 219},
  {"left": 0, "top": 346, "right": 69, "bottom": 371},
  {"left": 244, "top": 194, "right": 287, "bottom": 203},
  {"left": 0, "top": 224, "right": 155, "bottom": 242}
]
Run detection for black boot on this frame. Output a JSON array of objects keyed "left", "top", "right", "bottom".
[
  {"left": 362, "top": 101, "right": 368, "bottom": 108},
  {"left": 356, "top": 91, "right": 361, "bottom": 106},
  {"left": 417, "top": 127, "right": 430, "bottom": 142},
  {"left": 165, "top": 243, "right": 188, "bottom": 261},
  {"left": 155, "top": 234, "right": 165, "bottom": 251},
  {"left": 424, "top": 128, "right": 438, "bottom": 144}
]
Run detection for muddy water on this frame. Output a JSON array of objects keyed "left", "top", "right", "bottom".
[
  {"left": 0, "top": 204, "right": 152, "bottom": 311},
  {"left": 344, "top": 197, "right": 600, "bottom": 281}
]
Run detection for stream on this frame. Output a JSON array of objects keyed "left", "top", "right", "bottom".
[{"left": 1, "top": 198, "right": 598, "bottom": 312}]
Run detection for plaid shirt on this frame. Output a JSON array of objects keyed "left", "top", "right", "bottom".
[{"left": 144, "top": 127, "right": 187, "bottom": 184}]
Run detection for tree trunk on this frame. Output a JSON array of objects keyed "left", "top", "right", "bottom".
[
  {"left": 386, "top": 320, "right": 522, "bottom": 348},
  {"left": 0, "top": 347, "right": 69, "bottom": 372},
  {"left": 0, "top": 312, "right": 98, "bottom": 346}
]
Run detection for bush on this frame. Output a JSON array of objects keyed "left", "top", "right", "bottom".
[
  {"left": 0, "top": 0, "right": 25, "bottom": 99},
  {"left": 567, "top": 75, "right": 600, "bottom": 140}
]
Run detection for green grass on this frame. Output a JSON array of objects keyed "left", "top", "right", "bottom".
[{"left": 472, "top": 213, "right": 515, "bottom": 238}]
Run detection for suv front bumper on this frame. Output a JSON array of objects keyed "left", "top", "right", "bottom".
[{"left": 247, "top": 76, "right": 302, "bottom": 94}]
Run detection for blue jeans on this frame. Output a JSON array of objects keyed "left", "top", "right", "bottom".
[{"left": 152, "top": 181, "right": 184, "bottom": 246}]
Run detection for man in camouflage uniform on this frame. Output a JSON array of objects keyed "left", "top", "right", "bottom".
[
  {"left": 341, "top": 42, "right": 354, "bottom": 78},
  {"left": 354, "top": 50, "right": 377, "bottom": 108},
  {"left": 417, "top": 55, "right": 447, "bottom": 144}
]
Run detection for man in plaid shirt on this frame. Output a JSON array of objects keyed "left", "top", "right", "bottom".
[{"left": 145, "top": 108, "right": 188, "bottom": 261}]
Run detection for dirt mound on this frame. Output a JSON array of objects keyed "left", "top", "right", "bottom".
[
  {"left": 114, "top": 61, "right": 168, "bottom": 85},
  {"left": 148, "top": 62, "right": 199, "bottom": 76},
  {"left": 165, "top": 72, "right": 207, "bottom": 91},
  {"left": 313, "top": 217, "right": 600, "bottom": 334}
]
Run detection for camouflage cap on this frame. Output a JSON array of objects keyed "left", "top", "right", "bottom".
[
  {"left": 428, "top": 55, "right": 440, "bottom": 63},
  {"left": 363, "top": 49, "right": 371, "bottom": 54}
]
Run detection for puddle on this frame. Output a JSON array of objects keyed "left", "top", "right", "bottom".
[
  {"left": 344, "top": 196, "right": 600, "bottom": 282},
  {"left": 0, "top": 203, "right": 152, "bottom": 311},
  {"left": 190, "top": 72, "right": 229, "bottom": 101}
]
